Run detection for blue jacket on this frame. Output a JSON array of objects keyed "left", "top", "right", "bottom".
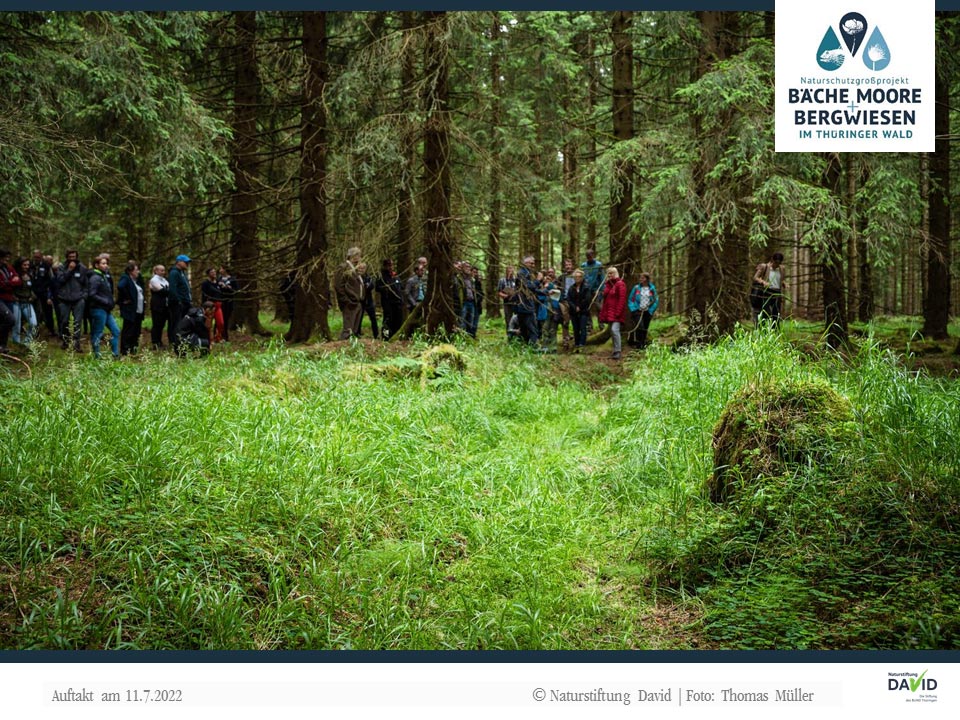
[
  {"left": 627, "top": 282, "right": 659, "bottom": 315},
  {"left": 168, "top": 266, "right": 192, "bottom": 306}
]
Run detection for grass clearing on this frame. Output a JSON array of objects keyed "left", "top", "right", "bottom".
[{"left": 2, "top": 318, "right": 959, "bottom": 649}]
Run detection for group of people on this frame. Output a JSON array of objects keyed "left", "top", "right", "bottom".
[
  {"left": 0, "top": 247, "right": 237, "bottom": 358},
  {"left": 327, "top": 245, "right": 660, "bottom": 359},
  {"left": 500, "top": 251, "right": 659, "bottom": 358}
]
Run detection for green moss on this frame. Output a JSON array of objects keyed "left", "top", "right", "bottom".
[{"left": 708, "top": 379, "right": 854, "bottom": 502}]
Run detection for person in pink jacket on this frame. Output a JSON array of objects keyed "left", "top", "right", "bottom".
[{"left": 599, "top": 266, "right": 627, "bottom": 360}]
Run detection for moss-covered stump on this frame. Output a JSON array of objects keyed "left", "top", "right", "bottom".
[
  {"left": 708, "top": 379, "right": 854, "bottom": 503},
  {"left": 342, "top": 344, "right": 466, "bottom": 385}
]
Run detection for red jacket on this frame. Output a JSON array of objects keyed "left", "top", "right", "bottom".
[
  {"left": 0, "top": 263, "right": 22, "bottom": 303},
  {"left": 599, "top": 277, "right": 627, "bottom": 323}
]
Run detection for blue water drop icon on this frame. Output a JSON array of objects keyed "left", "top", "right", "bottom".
[
  {"left": 863, "top": 27, "right": 891, "bottom": 71},
  {"left": 817, "top": 27, "right": 845, "bottom": 71}
]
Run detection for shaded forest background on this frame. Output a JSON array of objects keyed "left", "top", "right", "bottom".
[{"left": 2, "top": 10, "right": 958, "bottom": 346}]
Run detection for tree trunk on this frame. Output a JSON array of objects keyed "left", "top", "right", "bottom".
[
  {"left": 485, "top": 12, "right": 503, "bottom": 319},
  {"left": 686, "top": 11, "right": 744, "bottom": 338},
  {"left": 229, "top": 11, "right": 267, "bottom": 334},
  {"left": 287, "top": 11, "right": 331, "bottom": 344},
  {"left": 421, "top": 11, "right": 456, "bottom": 336},
  {"left": 923, "top": 47, "right": 950, "bottom": 339},
  {"left": 821, "top": 152, "right": 848, "bottom": 349},
  {"left": 396, "top": 10, "right": 417, "bottom": 279},
  {"left": 609, "top": 11, "right": 634, "bottom": 278}
]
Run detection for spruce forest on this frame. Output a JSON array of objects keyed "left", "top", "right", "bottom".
[{"left": 2, "top": 11, "right": 959, "bottom": 650}]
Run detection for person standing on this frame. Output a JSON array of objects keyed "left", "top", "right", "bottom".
[
  {"left": 514, "top": 256, "right": 541, "bottom": 346},
  {"left": 0, "top": 249, "right": 21, "bottom": 353},
  {"left": 376, "top": 258, "right": 405, "bottom": 340},
  {"left": 87, "top": 255, "right": 120, "bottom": 359},
  {"left": 599, "top": 266, "right": 627, "bottom": 360},
  {"left": 31, "top": 250, "right": 55, "bottom": 338},
  {"left": 754, "top": 252, "right": 786, "bottom": 326},
  {"left": 167, "top": 254, "right": 193, "bottom": 344},
  {"left": 201, "top": 267, "right": 226, "bottom": 342},
  {"left": 497, "top": 266, "right": 516, "bottom": 340},
  {"left": 581, "top": 248, "right": 604, "bottom": 328},
  {"left": 55, "top": 248, "right": 88, "bottom": 352},
  {"left": 357, "top": 262, "right": 379, "bottom": 339},
  {"left": 148, "top": 265, "right": 170, "bottom": 349},
  {"left": 334, "top": 247, "right": 363, "bottom": 340},
  {"left": 566, "top": 269, "right": 591, "bottom": 352},
  {"left": 405, "top": 263, "right": 425, "bottom": 314},
  {"left": 11, "top": 257, "right": 38, "bottom": 345},
  {"left": 217, "top": 266, "right": 238, "bottom": 341},
  {"left": 459, "top": 262, "right": 478, "bottom": 338},
  {"left": 118, "top": 261, "right": 145, "bottom": 355},
  {"left": 627, "top": 272, "right": 659, "bottom": 350}
]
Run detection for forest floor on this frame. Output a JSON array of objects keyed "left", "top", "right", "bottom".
[{"left": 2, "top": 312, "right": 959, "bottom": 650}]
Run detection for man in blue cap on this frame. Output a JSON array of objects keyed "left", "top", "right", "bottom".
[{"left": 167, "top": 254, "right": 192, "bottom": 346}]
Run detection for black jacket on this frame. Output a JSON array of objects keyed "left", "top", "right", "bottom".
[
  {"left": 55, "top": 262, "right": 89, "bottom": 303},
  {"left": 87, "top": 270, "right": 115, "bottom": 311}
]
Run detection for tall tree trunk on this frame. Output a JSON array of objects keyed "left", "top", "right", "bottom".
[
  {"left": 229, "top": 11, "right": 266, "bottom": 334},
  {"left": 686, "top": 11, "right": 744, "bottom": 337},
  {"left": 857, "top": 167, "right": 873, "bottom": 321},
  {"left": 821, "top": 152, "right": 848, "bottom": 349},
  {"left": 396, "top": 10, "right": 417, "bottom": 278},
  {"left": 287, "top": 11, "right": 331, "bottom": 343},
  {"left": 845, "top": 154, "right": 859, "bottom": 322},
  {"left": 485, "top": 12, "right": 503, "bottom": 319},
  {"left": 609, "top": 11, "right": 634, "bottom": 278},
  {"left": 923, "top": 46, "right": 951, "bottom": 339},
  {"left": 421, "top": 11, "right": 456, "bottom": 336},
  {"left": 581, "top": 33, "right": 598, "bottom": 255}
]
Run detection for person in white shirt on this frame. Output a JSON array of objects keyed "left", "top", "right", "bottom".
[
  {"left": 149, "top": 265, "right": 170, "bottom": 349},
  {"left": 753, "top": 252, "right": 786, "bottom": 326}
]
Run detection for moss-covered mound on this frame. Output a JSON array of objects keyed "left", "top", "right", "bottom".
[
  {"left": 708, "top": 379, "right": 854, "bottom": 502},
  {"left": 343, "top": 343, "right": 466, "bottom": 384}
]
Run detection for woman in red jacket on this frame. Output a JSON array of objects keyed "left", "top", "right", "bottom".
[{"left": 599, "top": 266, "right": 627, "bottom": 359}]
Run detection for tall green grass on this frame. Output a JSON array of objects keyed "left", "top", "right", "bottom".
[{"left": 2, "top": 327, "right": 958, "bottom": 649}]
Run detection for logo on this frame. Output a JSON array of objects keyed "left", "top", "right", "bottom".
[
  {"left": 817, "top": 12, "right": 892, "bottom": 72},
  {"left": 888, "top": 670, "right": 938, "bottom": 693}
]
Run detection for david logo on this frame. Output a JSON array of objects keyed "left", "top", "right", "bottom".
[
  {"left": 817, "top": 11, "right": 891, "bottom": 72},
  {"left": 888, "top": 670, "right": 938, "bottom": 692}
]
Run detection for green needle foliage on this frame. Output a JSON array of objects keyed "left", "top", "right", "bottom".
[{"left": 2, "top": 326, "right": 958, "bottom": 649}]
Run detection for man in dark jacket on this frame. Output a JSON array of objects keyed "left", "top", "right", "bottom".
[
  {"left": 167, "top": 254, "right": 193, "bottom": 344},
  {"left": 376, "top": 258, "right": 405, "bottom": 340},
  {"left": 175, "top": 301, "right": 215, "bottom": 356},
  {"left": 55, "top": 248, "right": 88, "bottom": 352},
  {"left": 514, "top": 256, "right": 541, "bottom": 346},
  {"left": 88, "top": 255, "right": 120, "bottom": 359},
  {"left": 31, "top": 249, "right": 55, "bottom": 337}
]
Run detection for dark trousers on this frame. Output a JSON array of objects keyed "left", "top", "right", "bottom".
[
  {"left": 221, "top": 303, "right": 233, "bottom": 341},
  {"left": 572, "top": 312, "right": 589, "bottom": 347},
  {"left": 121, "top": 315, "right": 143, "bottom": 355},
  {"left": 59, "top": 299, "right": 85, "bottom": 349},
  {"left": 760, "top": 293, "right": 782, "bottom": 326},
  {"left": 168, "top": 301, "right": 187, "bottom": 346},
  {"left": 460, "top": 300, "right": 478, "bottom": 337},
  {"left": 35, "top": 298, "right": 56, "bottom": 336},
  {"left": 516, "top": 311, "right": 539, "bottom": 345},
  {"left": 0, "top": 300, "right": 13, "bottom": 348},
  {"left": 151, "top": 303, "right": 168, "bottom": 348},
  {"left": 630, "top": 310, "right": 653, "bottom": 348},
  {"left": 361, "top": 302, "right": 379, "bottom": 338},
  {"left": 382, "top": 302, "right": 403, "bottom": 340}
]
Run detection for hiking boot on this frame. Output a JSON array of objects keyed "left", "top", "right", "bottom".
[{"left": 611, "top": 351, "right": 622, "bottom": 360}]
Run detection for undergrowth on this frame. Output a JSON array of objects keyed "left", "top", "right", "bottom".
[{"left": 2, "top": 325, "right": 958, "bottom": 649}]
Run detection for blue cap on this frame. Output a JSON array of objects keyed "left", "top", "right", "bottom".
[{"left": 176, "top": 254, "right": 191, "bottom": 263}]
